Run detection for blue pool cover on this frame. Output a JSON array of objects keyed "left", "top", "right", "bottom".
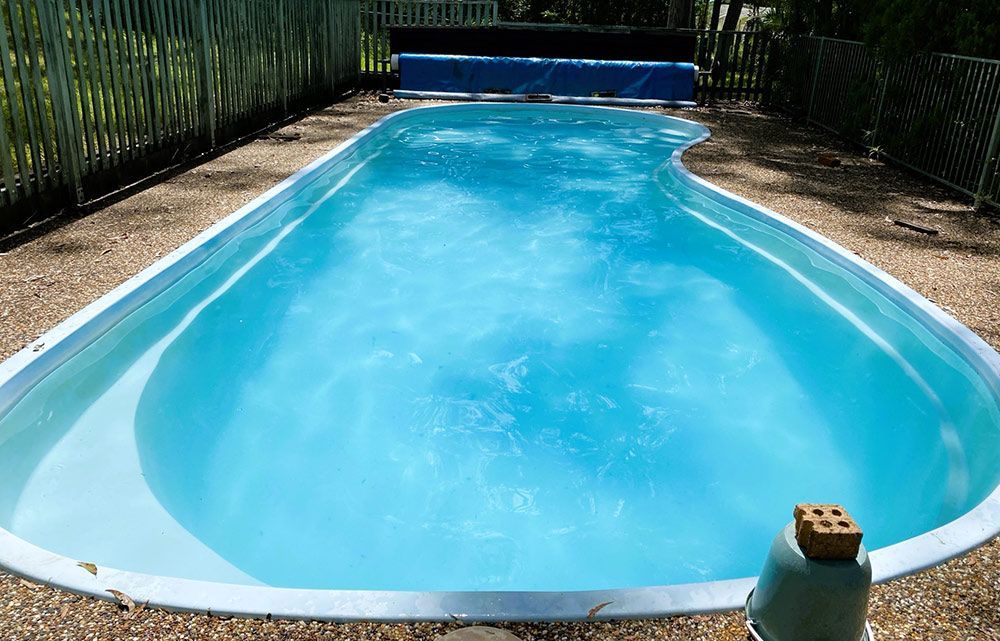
[{"left": 398, "top": 53, "right": 696, "bottom": 102}]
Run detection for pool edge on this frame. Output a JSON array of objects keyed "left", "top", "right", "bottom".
[
  {"left": 0, "top": 102, "right": 996, "bottom": 621},
  {"left": 663, "top": 114, "right": 1000, "bottom": 587}
]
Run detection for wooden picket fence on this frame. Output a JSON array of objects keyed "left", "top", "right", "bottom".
[
  {"left": 360, "top": 0, "right": 498, "bottom": 83},
  {"left": 0, "top": 0, "right": 359, "bottom": 235},
  {"left": 693, "top": 29, "right": 774, "bottom": 102}
]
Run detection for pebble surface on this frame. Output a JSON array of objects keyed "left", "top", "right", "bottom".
[{"left": 0, "top": 95, "right": 997, "bottom": 640}]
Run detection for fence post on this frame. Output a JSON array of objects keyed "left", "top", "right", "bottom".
[
  {"left": 0, "top": 14, "right": 20, "bottom": 204},
  {"left": 37, "top": 0, "right": 85, "bottom": 202},
  {"left": 757, "top": 32, "right": 774, "bottom": 105},
  {"left": 196, "top": 0, "right": 217, "bottom": 148},
  {"left": 0, "top": 12, "right": 30, "bottom": 202},
  {"left": 975, "top": 107, "right": 1000, "bottom": 209},
  {"left": 358, "top": 0, "right": 365, "bottom": 81},
  {"left": 278, "top": 0, "right": 288, "bottom": 114},
  {"left": 327, "top": 0, "right": 335, "bottom": 95},
  {"left": 870, "top": 60, "right": 891, "bottom": 150},
  {"left": 807, "top": 37, "right": 825, "bottom": 121},
  {"left": 491, "top": 0, "right": 498, "bottom": 25}
]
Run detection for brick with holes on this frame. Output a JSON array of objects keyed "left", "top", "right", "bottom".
[{"left": 792, "top": 503, "right": 864, "bottom": 560}]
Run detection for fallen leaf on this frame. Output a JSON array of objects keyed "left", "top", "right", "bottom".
[
  {"left": 18, "top": 578, "right": 40, "bottom": 590},
  {"left": 77, "top": 561, "right": 97, "bottom": 575},
  {"left": 106, "top": 589, "right": 136, "bottom": 613},
  {"left": 588, "top": 601, "right": 614, "bottom": 618}
]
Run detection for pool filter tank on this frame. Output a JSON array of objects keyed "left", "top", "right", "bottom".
[{"left": 745, "top": 504, "right": 874, "bottom": 641}]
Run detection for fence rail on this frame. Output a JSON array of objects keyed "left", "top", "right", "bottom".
[
  {"left": 0, "top": 0, "right": 359, "bottom": 235},
  {"left": 775, "top": 36, "right": 1000, "bottom": 208},
  {"left": 360, "top": 0, "right": 498, "bottom": 83}
]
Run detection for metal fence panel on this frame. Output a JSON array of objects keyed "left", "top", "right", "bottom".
[{"left": 777, "top": 36, "right": 1000, "bottom": 208}]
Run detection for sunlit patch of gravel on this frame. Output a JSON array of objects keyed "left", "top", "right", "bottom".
[{"left": 0, "top": 95, "right": 996, "bottom": 640}]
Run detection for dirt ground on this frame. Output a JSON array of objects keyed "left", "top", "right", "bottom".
[{"left": 0, "top": 94, "right": 997, "bottom": 640}]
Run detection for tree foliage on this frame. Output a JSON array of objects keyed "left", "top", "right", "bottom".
[
  {"left": 762, "top": 0, "right": 1000, "bottom": 59},
  {"left": 863, "top": 0, "right": 1000, "bottom": 59},
  {"left": 498, "top": 0, "right": 689, "bottom": 28},
  {"left": 499, "top": 0, "right": 1000, "bottom": 60}
]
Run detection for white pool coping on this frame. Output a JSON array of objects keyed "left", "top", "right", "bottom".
[{"left": 0, "top": 103, "right": 997, "bottom": 621}]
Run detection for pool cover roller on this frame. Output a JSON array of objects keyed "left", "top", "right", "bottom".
[{"left": 397, "top": 53, "right": 697, "bottom": 103}]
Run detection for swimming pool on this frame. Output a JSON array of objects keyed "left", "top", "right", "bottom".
[{"left": 0, "top": 104, "right": 997, "bottom": 621}]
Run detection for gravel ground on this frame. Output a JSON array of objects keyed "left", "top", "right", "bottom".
[{"left": 0, "top": 95, "right": 997, "bottom": 640}]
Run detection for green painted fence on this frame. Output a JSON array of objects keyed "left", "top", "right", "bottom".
[
  {"left": 770, "top": 36, "right": 1000, "bottom": 209},
  {"left": 0, "top": 0, "right": 359, "bottom": 235}
]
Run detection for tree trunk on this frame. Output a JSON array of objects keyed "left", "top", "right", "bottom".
[
  {"left": 713, "top": 0, "right": 745, "bottom": 90},
  {"left": 705, "top": 0, "right": 724, "bottom": 70},
  {"left": 708, "top": 0, "right": 723, "bottom": 30},
  {"left": 669, "top": 0, "right": 695, "bottom": 29},
  {"left": 721, "top": 0, "right": 743, "bottom": 31},
  {"left": 816, "top": 0, "right": 833, "bottom": 36}
]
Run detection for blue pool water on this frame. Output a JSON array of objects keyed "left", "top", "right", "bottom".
[{"left": 0, "top": 105, "right": 997, "bottom": 593}]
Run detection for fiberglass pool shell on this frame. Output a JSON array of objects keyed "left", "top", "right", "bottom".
[{"left": 0, "top": 104, "right": 997, "bottom": 621}]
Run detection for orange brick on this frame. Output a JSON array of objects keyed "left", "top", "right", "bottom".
[
  {"left": 817, "top": 152, "right": 842, "bottom": 167},
  {"left": 793, "top": 503, "right": 863, "bottom": 560}
]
